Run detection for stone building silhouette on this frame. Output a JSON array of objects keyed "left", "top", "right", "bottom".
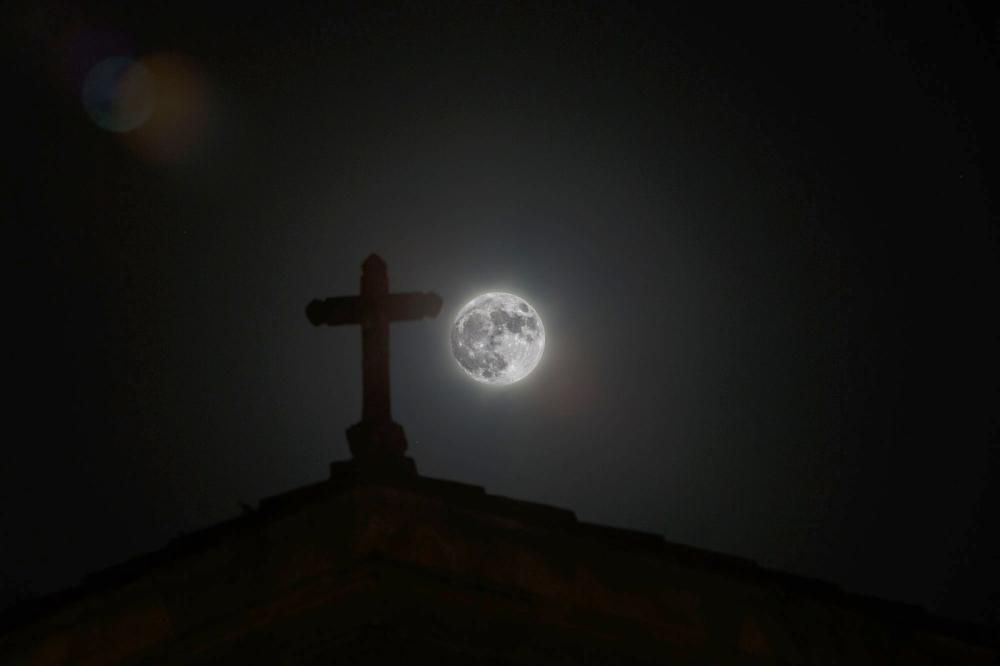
[{"left": 2, "top": 257, "right": 995, "bottom": 665}]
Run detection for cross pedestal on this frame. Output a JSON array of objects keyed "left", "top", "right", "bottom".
[{"left": 307, "top": 254, "right": 441, "bottom": 473}]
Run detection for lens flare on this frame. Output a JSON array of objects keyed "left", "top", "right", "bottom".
[
  {"left": 122, "top": 54, "right": 213, "bottom": 164},
  {"left": 81, "top": 57, "right": 153, "bottom": 132}
]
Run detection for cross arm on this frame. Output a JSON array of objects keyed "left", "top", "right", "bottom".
[
  {"left": 306, "top": 296, "right": 362, "bottom": 326},
  {"left": 387, "top": 292, "right": 443, "bottom": 321}
]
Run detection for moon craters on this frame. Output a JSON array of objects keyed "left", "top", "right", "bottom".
[{"left": 451, "top": 293, "right": 545, "bottom": 385}]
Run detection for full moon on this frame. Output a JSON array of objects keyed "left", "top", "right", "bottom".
[{"left": 451, "top": 293, "right": 545, "bottom": 385}]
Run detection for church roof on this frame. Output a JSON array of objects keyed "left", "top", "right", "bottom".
[{"left": 1, "top": 461, "right": 996, "bottom": 665}]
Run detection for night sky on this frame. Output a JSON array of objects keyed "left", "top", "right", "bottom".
[{"left": 5, "top": 1, "right": 998, "bottom": 628}]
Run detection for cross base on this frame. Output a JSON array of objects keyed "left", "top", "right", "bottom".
[
  {"left": 329, "top": 456, "right": 417, "bottom": 482},
  {"left": 345, "top": 419, "right": 415, "bottom": 475}
]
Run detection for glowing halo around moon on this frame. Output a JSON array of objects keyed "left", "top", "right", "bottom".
[{"left": 451, "top": 293, "right": 545, "bottom": 385}]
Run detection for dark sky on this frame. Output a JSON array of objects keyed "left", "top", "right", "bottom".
[{"left": 5, "top": 1, "right": 998, "bottom": 628}]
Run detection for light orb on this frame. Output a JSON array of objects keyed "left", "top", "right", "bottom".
[{"left": 81, "top": 57, "right": 152, "bottom": 132}]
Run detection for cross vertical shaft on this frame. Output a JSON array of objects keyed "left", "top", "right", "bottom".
[{"left": 360, "top": 255, "right": 391, "bottom": 424}]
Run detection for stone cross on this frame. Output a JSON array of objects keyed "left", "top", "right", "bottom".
[{"left": 306, "top": 254, "right": 441, "bottom": 465}]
